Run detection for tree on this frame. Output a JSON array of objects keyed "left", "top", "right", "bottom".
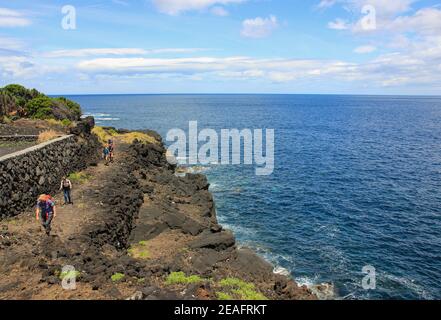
[{"left": 25, "top": 96, "right": 55, "bottom": 119}]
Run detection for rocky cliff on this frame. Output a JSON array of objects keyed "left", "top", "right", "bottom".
[{"left": 0, "top": 127, "right": 315, "bottom": 300}]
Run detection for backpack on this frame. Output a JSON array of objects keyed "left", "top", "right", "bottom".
[
  {"left": 37, "top": 195, "right": 54, "bottom": 212},
  {"left": 38, "top": 194, "right": 52, "bottom": 202}
]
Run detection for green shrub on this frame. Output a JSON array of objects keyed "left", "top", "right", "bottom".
[
  {"left": 165, "top": 272, "right": 203, "bottom": 285},
  {"left": 25, "top": 96, "right": 54, "bottom": 119},
  {"left": 219, "top": 278, "right": 268, "bottom": 300},
  {"left": 111, "top": 273, "right": 125, "bottom": 282},
  {"left": 61, "top": 119, "right": 72, "bottom": 127},
  {"left": 3, "top": 84, "right": 40, "bottom": 101},
  {"left": 216, "top": 292, "right": 233, "bottom": 300}
]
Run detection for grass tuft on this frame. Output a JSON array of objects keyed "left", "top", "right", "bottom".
[
  {"left": 165, "top": 272, "right": 203, "bottom": 285},
  {"left": 37, "top": 130, "right": 61, "bottom": 144},
  {"left": 219, "top": 278, "right": 268, "bottom": 300},
  {"left": 128, "top": 240, "right": 150, "bottom": 259},
  {"left": 111, "top": 273, "right": 125, "bottom": 282},
  {"left": 118, "top": 131, "right": 158, "bottom": 145},
  {"left": 46, "top": 118, "right": 72, "bottom": 127},
  {"left": 92, "top": 126, "right": 117, "bottom": 145},
  {"left": 1, "top": 115, "right": 12, "bottom": 124},
  {"left": 68, "top": 171, "right": 91, "bottom": 184},
  {"left": 216, "top": 292, "right": 234, "bottom": 300}
]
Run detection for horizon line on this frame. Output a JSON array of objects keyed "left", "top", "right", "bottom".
[{"left": 49, "top": 93, "right": 441, "bottom": 98}]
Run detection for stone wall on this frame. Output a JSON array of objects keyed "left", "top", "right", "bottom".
[{"left": 0, "top": 134, "right": 101, "bottom": 218}]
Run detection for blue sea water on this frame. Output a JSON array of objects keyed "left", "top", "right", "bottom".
[{"left": 67, "top": 94, "right": 441, "bottom": 300}]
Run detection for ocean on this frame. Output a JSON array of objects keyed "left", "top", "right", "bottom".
[{"left": 66, "top": 94, "right": 441, "bottom": 300}]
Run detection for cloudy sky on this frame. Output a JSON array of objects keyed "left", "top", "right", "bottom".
[{"left": 0, "top": 0, "right": 440, "bottom": 94}]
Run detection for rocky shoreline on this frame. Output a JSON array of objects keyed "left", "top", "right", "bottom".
[{"left": 0, "top": 124, "right": 316, "bottom": 300}]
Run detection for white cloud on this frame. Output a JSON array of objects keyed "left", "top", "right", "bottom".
[
  {"left": 387, "top": 8, "right": 441, "bottom": 35},
  {"left": 354, "top": 45, "right": 377, "bottom": 53},
  {"left": 217, "top": 69, "right": 264, "bottom": 78},
  {"left": 241, "top": 15, "right": 279, "bottom": 38},
  {"left": 328, "top": 18, "right": 349, "bottom": 30},
  {"left": 151, "top": 0, "right": 244, "bottom": 15},
  {"left": 3, "top": 46, "right": 440, "bottom": 90},
  {"left": 211, "top": 6, "right": 229, "bottom": 16},
  {"left": 43, "top": 48, "right": 207, "bottom": 58},
  {"left": 320, "top": 0, "right": 415, "bottom": 16},
  {"left": 317, "top": 0, "right": 338, "bottom": 9},
  {"left": 0, "top": 37, "right": 25, "bottom": 51},
  {"left": 70, "top": 48, "right": 441, "bottom": 89},
  {"left": 0, "top": 8, "right": 31, "bottom": 27},
  {"left": 0, "top": 55, "right": 66, "bottom": 79}
]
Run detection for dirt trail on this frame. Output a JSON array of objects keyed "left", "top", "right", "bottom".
[
  {"left": 52, "top": 158, "right": 115, "bottom": 240},
  {"left": 3, "top": 139, "right": 122, "bottom": 240},
  {"left": 0, "top": 138, "right": 130, "bottom": 299}
]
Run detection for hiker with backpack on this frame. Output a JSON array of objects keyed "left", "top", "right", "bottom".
[
  {"left": 36, "top": 194, "right": 56, "bottom": 236},
  {"left": 103, "top": 145, "right": 110, "bottom": 165},
  {"left": 60, "top": 176, "right": 73, "bottom": 205},
  {"left": 108, "top": 139, "right": 115, "bottom": 162}
]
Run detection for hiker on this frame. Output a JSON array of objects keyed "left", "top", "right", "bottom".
[
  {"left": 103, "top": 145, "right": 110, "bottom": 165},
  {"left": 108, "top": 139, "right": 115, "bottom": 162},
  {"left": 60, "top": 176, "right": 73, "bottom": 205},
  {"left": 36, "top": 194, "right": 56, "bottom": 236}
]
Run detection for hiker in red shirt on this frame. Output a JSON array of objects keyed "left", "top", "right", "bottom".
[{"left": 36, "top": 194, "right": 57, "bottom": 236}]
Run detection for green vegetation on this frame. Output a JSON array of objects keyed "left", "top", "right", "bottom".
[
  {"left": 46, "top": 118, "right": 73, "bottom": 127},
  {"left": 0, "top": 84, "right": 82, "bottom": 121},
  {"left": 25, "top": 96, "right": 54, "bottom": 119},
  {"left": 127, "top": 241, "right": 150, "bottom": 259},
  {"left": 68, "top": 171, "right": 92, "bottom": 184},
  {"left": 107, "top": 128, "right": 118, "bottom": 136},
  {"left": 119, "top": 131, "right": 158, "bottom": 145},
  {"left": 58, "top": 270, "right": 81, "bottom": 280},
  {"left": 161, "top": 271, "right": 269, "bottom": 301},
  {"left": 111, "top": 273, "right": 125, "bottom": 282},
  {"left": 165, "top": 272, "right": 203, "bottom": 285},
  {"left": 218, "top": 278, "right": 268, "bottom": 300},
  {"left": 216, "top": 292, "right": 234, "bottom": 300},
  {"left": 162, "top": 272, "right": 267, "bottom": 300},
  {"left": 92, "top": 126, "right": 116, "bottom": 145},
  {"left": 92, "top": 126, "right": 159, "bottom": 146},
  {"left": 61, "top": 119, "right": 72, "bottom": 127},
  {"left": 1, "top": 115, "right": 12, "bottom": 124}
]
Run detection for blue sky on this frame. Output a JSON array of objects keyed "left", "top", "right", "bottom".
[{"left": 0, "top": 0, "right": 440, "bottom": 94}]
